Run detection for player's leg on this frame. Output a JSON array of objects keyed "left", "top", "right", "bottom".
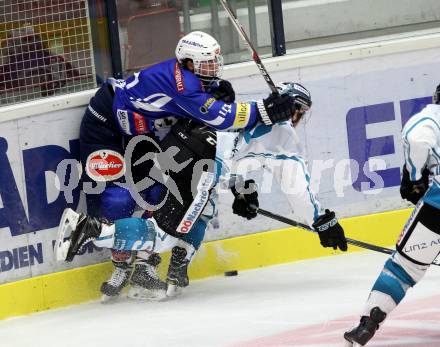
[
  {"left": 79, "top": 98, "right": 138, "bottom": 298},
  {"left": 148, "top": 120, "right": 217, "bottom": 296},
  {"left": 127, "top": 185, "right": 169, "bottom": 300},
  {"left": 165, "top": 214, "right": 210, "bottom": 297},
  {"left": 344, "top": 201, "right": 440, "bottom": 346},
  {"left": 128, "top": 251, "right": 168, "bottom": 300},
  {"left": 100, "top": 250, "right": 133, "bottom": 298},
  {"left": 98, "top": 186, "right": 137, "bottom": 299},
  {"left": 56, "top": 188, "right": 212, "bottom": 300},
  {"left": 56, "top": 210, "right": 184, "bottom": 263}
]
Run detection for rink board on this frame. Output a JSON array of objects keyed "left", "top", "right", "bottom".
[
  {"left": 0, "top": 207, "right": 411, "bottom": 320},
  {"left": 0, "top": 38, "right": 439, "bottom": 287},
  {"left": 0, "top": 31, "right": 439, "bottom": 318}
]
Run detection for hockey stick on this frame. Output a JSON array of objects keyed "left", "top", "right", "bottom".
[
  {"left": 256, "top": 207, "right": 395, "bottom": 255},
  {"left": 219, "top": 0, "right": 278, "bottom": 94},
  {"left": 256, "top": 207, "right": 440, "bottom": 266}
]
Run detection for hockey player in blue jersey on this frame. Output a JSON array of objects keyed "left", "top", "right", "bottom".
[
  {"left": 344, "top": 84, "right": 440, "bottom": 346},
  {"left": 77, "top": 30, "right": 300, "bottom": 300}
]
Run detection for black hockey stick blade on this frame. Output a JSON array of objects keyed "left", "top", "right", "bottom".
[{"left": 218, "top": 0, "right": 278, "bottom": 94}]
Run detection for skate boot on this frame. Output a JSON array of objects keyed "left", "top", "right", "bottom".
[
  {"left": 55, "top": 208, "right": 111, "bottom": 262},
  {"left": 344, "top": 307, "right": 387, "bottom": 346},
  {"left": 100, "top": 261, "right": 132, "bottom": 302},
  {"left": 166, "top": 246, "right": 190, "bottom": 297},
  {"left": 128, "top": 253, "right": 167, "bottom": 301}
]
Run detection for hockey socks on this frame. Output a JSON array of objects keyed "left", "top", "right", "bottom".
[{"left": 363, "top": 257, "right": 416, "bottom": 316}]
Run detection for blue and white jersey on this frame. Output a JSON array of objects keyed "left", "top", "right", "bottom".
[
  {"left": 216, "top": 121, "right": 323, "bottom": 227},
  {"left": 109, "top": 58, "right": 258, "bottom": 136},
  {"left": 402, "top": 104, "right": 440, "bottom": 209}
]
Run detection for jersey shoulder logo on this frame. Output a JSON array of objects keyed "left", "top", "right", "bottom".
[
  {"left": 133, "top": 112, "right": 149, "bottom": 134},
  {"left": 174, "top": 62, "right": 185, "bottom": 93},
  {"left": 116, "top": 109, "right": 131, "bottom": 135}
]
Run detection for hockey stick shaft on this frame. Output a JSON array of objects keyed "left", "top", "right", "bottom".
[
  {"left": 218, "top": 0, "right": 278, "bottom": 94},
  {"left": 258, "top": 207, "right": 440, "bottom": 266},
  {"left": 256, "top": 207, "right": 394, "bottom": 255}
]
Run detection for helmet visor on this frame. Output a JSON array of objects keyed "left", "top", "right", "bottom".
[{"left": 291, "top": 99, "right": 312, "bottom": 127}]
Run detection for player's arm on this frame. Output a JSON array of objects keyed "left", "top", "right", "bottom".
[
  {"left": 216, "top": 156, "right": 260, "bottom": 220},
  {"left": 400, "top": 122, "right": 436, "bottom": 204},
  {"left": 174, "top": 90, "right": 298, "bottom": 131},
  {"left": 403, "top": 123, "right": 436, "bottom": 181},
  {"left": 272, "top": 153, "right": 347, "bottom": 251}
]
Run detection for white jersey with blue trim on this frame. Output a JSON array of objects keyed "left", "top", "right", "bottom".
[
  {"left": 216, "top": 121, "right": 323, "bottom": 227},
  {"left": 402, "top": 104, "right": 440, "bottom": 179},
  {"left": 402, "top": 104, "right": 440, "bottom": 209}
]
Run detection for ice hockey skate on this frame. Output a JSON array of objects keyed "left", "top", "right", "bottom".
[
  {"left": 127, "top": 253, "right": 167, "bottom": 301},
  {"left": 344, "top": 307, "right": 386, "bottom": 346},
  {"left": 166, "top": 246, "right": 190, "bottom": 297},
  {"left": 100, "top": 262, "right": 133, "bottom": 303},
  {"left": 54, "top": 208, "right": 82, "bottom": 262},
  {"left": 54, "top": 208, "right": 110, "bottom": 262}
]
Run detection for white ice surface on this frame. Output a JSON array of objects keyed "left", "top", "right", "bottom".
[{"left": 1, "top": 252, "right": 440, "bottom": 347}]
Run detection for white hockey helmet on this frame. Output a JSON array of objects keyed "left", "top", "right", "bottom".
[{"left": 175, "top": 31, "right": 223, "bottom": 79}]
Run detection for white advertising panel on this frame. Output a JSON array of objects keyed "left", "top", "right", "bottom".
[
  {"left": 0, "top": 108, "right": 109, "bottom": 285},
  {"left": 211, "top": 47, "right": 440, "bottom": 240}
]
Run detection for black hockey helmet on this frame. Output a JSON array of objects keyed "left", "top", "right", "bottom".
[{"left": 276, "top": 82, "right": 312, "bottom": 111}]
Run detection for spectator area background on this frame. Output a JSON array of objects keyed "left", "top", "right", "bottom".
[
  {"left": 0, "top": 0, "right": 96, "bottom": 106},
  {"left": 1, "top": 0, "right": 439, "bottom": 106}
]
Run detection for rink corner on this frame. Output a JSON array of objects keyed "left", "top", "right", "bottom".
[{"left": 0, "top": 208, "right": 411, "bottom": 321}]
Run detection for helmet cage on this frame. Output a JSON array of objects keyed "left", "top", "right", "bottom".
[{"left": 193, "top": 54, "right": 224, "bottom": 79}]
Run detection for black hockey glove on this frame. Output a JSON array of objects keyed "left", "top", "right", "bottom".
[
  {"left": 208, "top": 79, "right": 235, "bottom": 103},
  {"left": 231, "top": 179, "right": 259, "bottom": 220},
  {"left": 312, "top": 209, "right": 347, "bottom": 252},
  {"left": 400, "top": 165, "right": 430, "bottom": 205},
  {"left": 256, "top": 93, "right": 296, "bottom": 125}
]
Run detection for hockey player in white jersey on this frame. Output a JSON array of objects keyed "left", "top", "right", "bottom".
[
  {"left": 224, "top": 82, "right": 348, "bottom": 249},
  {"left": 344, "top": 84, "right": 440, "bottom": 346},
  {"left": 55, "top": 82, "right": 348, "bottom": 299}
]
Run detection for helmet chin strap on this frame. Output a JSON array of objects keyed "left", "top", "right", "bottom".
[{"left": 198, "top": 75, "right": 217, "bottom": 87}]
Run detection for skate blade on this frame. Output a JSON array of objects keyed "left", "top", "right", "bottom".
[
  {"left": 127, "top": 286, "right": 167, "bottom": 301},
  {"left": 166, "top": 284, "right": 183, "bottom": 298},
  {"left": 342, "top": 338, "right": 359, "bottom": 347},
  {"left": 101, "top": 294, "right": 120, "bottom": 304},
  {"left": 54, "top": 208, "right": 79, "bottom": 261},
  {"left": 55, "top": 240, "right": 71, "bottom": 262}
]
